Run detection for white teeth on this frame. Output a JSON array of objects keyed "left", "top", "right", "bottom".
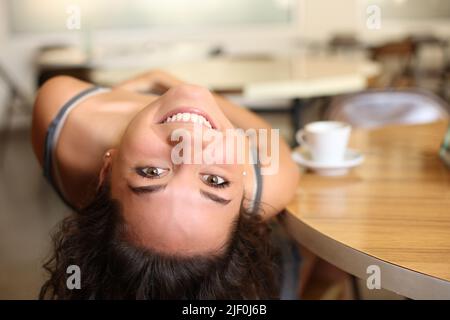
[{"left": 164, "top": 112, "right": 213, "bottom": 128}]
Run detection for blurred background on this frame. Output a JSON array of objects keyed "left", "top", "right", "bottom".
[{"left": 0, "top": 0, "right": 449, "bottom": 299}]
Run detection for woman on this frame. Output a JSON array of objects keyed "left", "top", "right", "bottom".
[{"left": 31, "top": 70, "right": 300, "bottom": 299}]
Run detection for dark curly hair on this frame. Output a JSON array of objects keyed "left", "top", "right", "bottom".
[{"left": 39, "top": 182, "right": 280, "bottom": 299}]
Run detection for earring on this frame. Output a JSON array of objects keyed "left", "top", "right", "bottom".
[
  {"left": 242, "top": 171, "right": 247, "bottom": 176},
  {"left": 105, "top": 151, "right": 111, "bottom": 158}
]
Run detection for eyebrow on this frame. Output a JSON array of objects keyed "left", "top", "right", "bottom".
[
  {"left": 200, "top": 190, "right": 231, "bottom": 206},
  {"left": 127, "top": 184, "right": 231, "bottom": 206},
  {"left": 128, "top": 184, "right": 167, "bottom": 195}
]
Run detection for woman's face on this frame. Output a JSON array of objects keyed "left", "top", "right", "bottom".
[{"left": 109, "top": 85, "right": 247, "bottom": 255}]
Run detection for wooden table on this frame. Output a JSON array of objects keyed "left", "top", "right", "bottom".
[{"left": 282, "top": 121, "right": 450, "bottom": 299}]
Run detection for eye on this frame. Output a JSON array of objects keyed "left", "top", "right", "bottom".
[
  {"left": 201, "top": 174, "right": 229, "bottom": 188},
  {"left": 136, "top": 167, "right": 169, "bottom": 178}
]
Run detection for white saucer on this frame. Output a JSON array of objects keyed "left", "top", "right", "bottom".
[{"left": 292, "top": 147, "right": 364, "bottom": 176}]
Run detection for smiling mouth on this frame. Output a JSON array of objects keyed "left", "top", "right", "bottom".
[{"left": 159, "top": 108, "right": 216, "bottom": 129}]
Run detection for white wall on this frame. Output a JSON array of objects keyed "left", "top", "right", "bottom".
[
  {"left": 299, "top": 0, "right": 450, "bottom": 43},
  {"left": 0, "top": 0, "right": 10, "bottom": 116},
  {"left": 300, "top": 0, "right": 358, "bottom": 42}
]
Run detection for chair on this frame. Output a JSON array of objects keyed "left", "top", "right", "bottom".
[
  {"left": 369, "top": 38, "right": 417, "bottom": 87},
  {"left": 408, "top": 35, "right": 450, "bottom": 98},
  {"left": 328, "top": 34, "right": 365, "bottom": 55},
  {"left": 325, "top": 88, "right": 449, "bottom": 128}
]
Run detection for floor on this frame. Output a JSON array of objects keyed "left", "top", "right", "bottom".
[{"left": 0, "top": 126, "right": 69, "bottom": 299}]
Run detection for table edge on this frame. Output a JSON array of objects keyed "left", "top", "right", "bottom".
[{"left": 280, "top": 210, "right": 450, "bottom": 300}]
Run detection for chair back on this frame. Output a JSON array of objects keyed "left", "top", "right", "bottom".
[{"left": 326, "top": 89, "right": 449, "bottom": 128}]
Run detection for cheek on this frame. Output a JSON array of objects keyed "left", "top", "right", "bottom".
[{"left": 122, "top": 129, "right": 167, "bottom": 158}]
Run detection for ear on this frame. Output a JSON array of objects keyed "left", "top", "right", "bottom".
[{"left": 97, "top": 148, "right": 116, "bottom": 190}]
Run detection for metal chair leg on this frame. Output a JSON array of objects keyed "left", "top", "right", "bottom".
[{"left": 350, "top": 274, "right": 362, "bottom": 300}]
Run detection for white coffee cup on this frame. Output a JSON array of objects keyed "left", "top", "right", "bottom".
[{"left": 296, "top": 121, "right": 351, "bottom": 164}]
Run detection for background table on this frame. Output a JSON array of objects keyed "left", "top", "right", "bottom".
[
  {"left": 89, "top": 54, "right": 380, "bottom": 96},
  {"left": 91, "top": 54, "right": 379, "bottom": 134},
  {"left": 282, "top": 121, "right": 450, "bottom": 299},
  {"left": 37, "top": 47, "right": 380, "bottom": 136}
]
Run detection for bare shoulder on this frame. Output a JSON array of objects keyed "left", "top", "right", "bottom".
[{"left": 31, "top": 76, "right": 92, "bottom": 165}]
